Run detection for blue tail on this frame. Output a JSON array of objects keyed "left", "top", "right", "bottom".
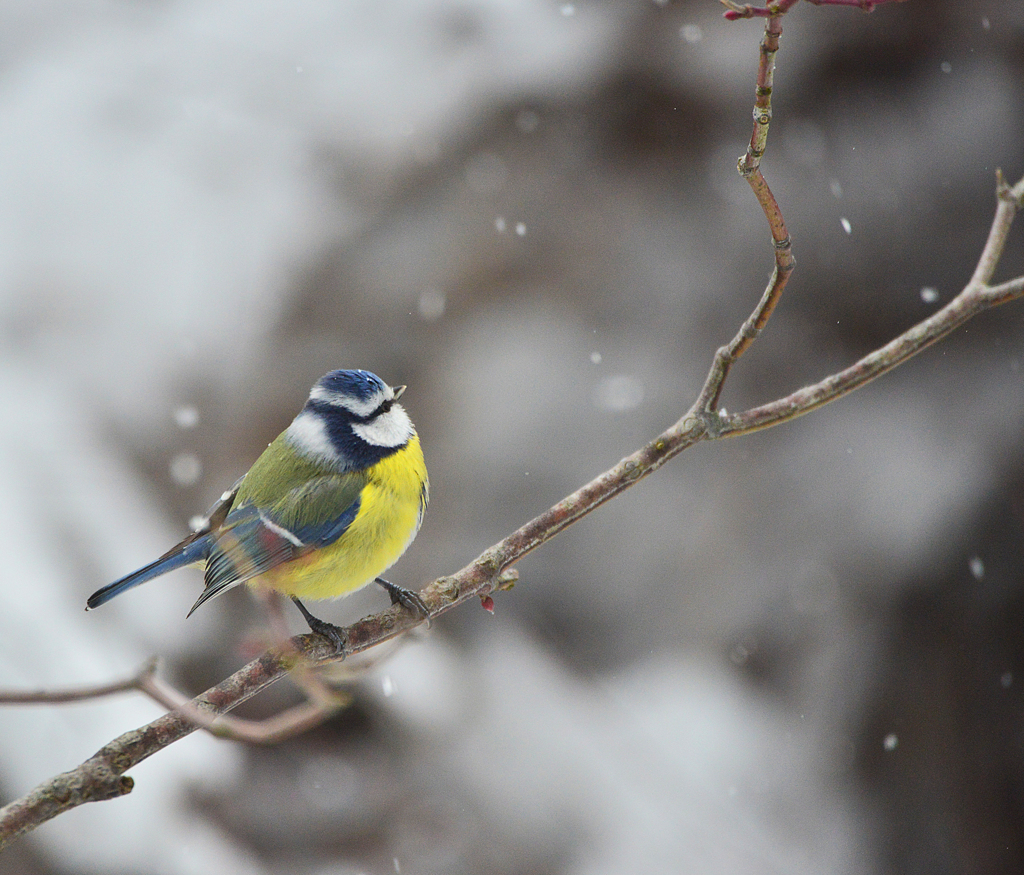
[{"left": 86, "top": 538, "right": 210, "bottom": 610}]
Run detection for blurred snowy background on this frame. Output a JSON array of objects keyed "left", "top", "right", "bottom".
[{"left": 1, "top": 0, "right": 1023, "bottom": 873}]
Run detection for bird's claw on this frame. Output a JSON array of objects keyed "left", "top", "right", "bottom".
[
  {"left": 290, "top": 596, "right": 348, "bottom": 655},
  {"left": 375, "top": 578, "right": 431, "bottom": 627}
]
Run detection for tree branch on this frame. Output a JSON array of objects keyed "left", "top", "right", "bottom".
[
  {"left": 2, "top": 5, "right": 1021, "bottom": 851},
  {"left": 719, "top": 170, "right": 1024, "bottom": 436},
  {"left": 5, "top": 162, "right": 1020, "bottom": 842},
  {"left": 0, "top": 646, "right": 295, "bottom": 847}
]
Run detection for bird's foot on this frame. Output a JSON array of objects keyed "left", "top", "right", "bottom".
[
  {"left": 290, "top": 597, "right": 348, "bottom": 655},
  {"left": 375, "top": 578, "right": 431, "bottom": 627}
]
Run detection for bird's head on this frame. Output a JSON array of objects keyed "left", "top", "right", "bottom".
[{"left": 285, "top": 369, "right": 415, "bottom": 469}]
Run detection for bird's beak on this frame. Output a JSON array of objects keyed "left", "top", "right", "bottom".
[{"left": 393, "top": 385, "right": 407, "bottom": 400}]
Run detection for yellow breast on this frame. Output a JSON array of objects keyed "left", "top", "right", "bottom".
[{"left": 256, "top": 435, "right": 428, "bottom": 601}]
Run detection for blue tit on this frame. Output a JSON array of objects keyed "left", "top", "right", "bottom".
[{"left": 86, "top": 369, "right": 429, "bottom": 650}]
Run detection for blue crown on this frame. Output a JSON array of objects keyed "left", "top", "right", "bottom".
[{"left": 316, "top": 369, "right": 386, "bottom": 402}]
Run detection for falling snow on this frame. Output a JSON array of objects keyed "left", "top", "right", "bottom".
[
  {"left": 169, "top": 452, "right": 202, "bottom": 487},
  {"left": 418, "top": 289, "right": 446, "bottom": 321},
  {"left": 173, "top": 405, "right": 199, "bottom": 429},
  {"left": 680, "top": 24, "right": 702, "bottom": 44},
  {"left": 969, "top": 556, "right": 985, "bottom": 581}
]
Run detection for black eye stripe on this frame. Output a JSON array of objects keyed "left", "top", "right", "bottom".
[
  {"left": 307, "top": 395, "right": 393, "bottom": 423},
  {"left": 349, "top": 397, "right": 393, "bottom": 422}
]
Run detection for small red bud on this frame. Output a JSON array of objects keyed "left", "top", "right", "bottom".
[{"left": 480, "top": 595, "right": 495, "bottom": 614}]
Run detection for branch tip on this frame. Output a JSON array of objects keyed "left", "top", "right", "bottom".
[
  {"left": 995, "top": 168, "right": 1024, "bottom": 208},
  {"left": 495, "top": 569, "right": 519, "bottom": 591}
]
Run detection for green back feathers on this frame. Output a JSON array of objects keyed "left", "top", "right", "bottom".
[{"left": 234, "top": 435, "right": 368, "bottom": 531}]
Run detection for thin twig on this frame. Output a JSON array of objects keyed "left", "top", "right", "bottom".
[
  {"left": 138, "top": 669, "right": 349, "bottom": 744},
  {"left": 719, "top": 170, "right": 1024, "bottom": 436},
  {"left": 969, "top": 169, "right": 1024, "bottom": 288},
  {"left": 0, "top": 659, "right": 159, "bottom": 704},
  {"left": 697, "top": 11, "right": 794, "bottom": 414}
]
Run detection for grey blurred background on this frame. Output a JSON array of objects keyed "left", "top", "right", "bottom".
[{"left": 1, "top": 1, "right": 1023, "bottom": 873}]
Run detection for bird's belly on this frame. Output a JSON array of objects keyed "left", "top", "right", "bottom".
[{"left": 254, "top": 479, "right": 423, "bottom": 601}]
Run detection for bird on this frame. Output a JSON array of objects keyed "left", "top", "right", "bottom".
[{"left": 86, "top": 369, "right": 429, "bottom": 651}]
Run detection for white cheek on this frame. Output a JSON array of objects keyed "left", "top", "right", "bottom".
[
  {"left": 286, "top": 412, "right": 341, "bottom": 462},
  {"left": 352, "top": 406, "right": 414, "bottom": 448}
]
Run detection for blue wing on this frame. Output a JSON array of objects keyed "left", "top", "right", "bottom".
[
  {"left": 86, "top": 474, "right": 363, "bottom": 616},
  {"left": 186, "top": 476, "right": 363, "bottom": 616}
]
